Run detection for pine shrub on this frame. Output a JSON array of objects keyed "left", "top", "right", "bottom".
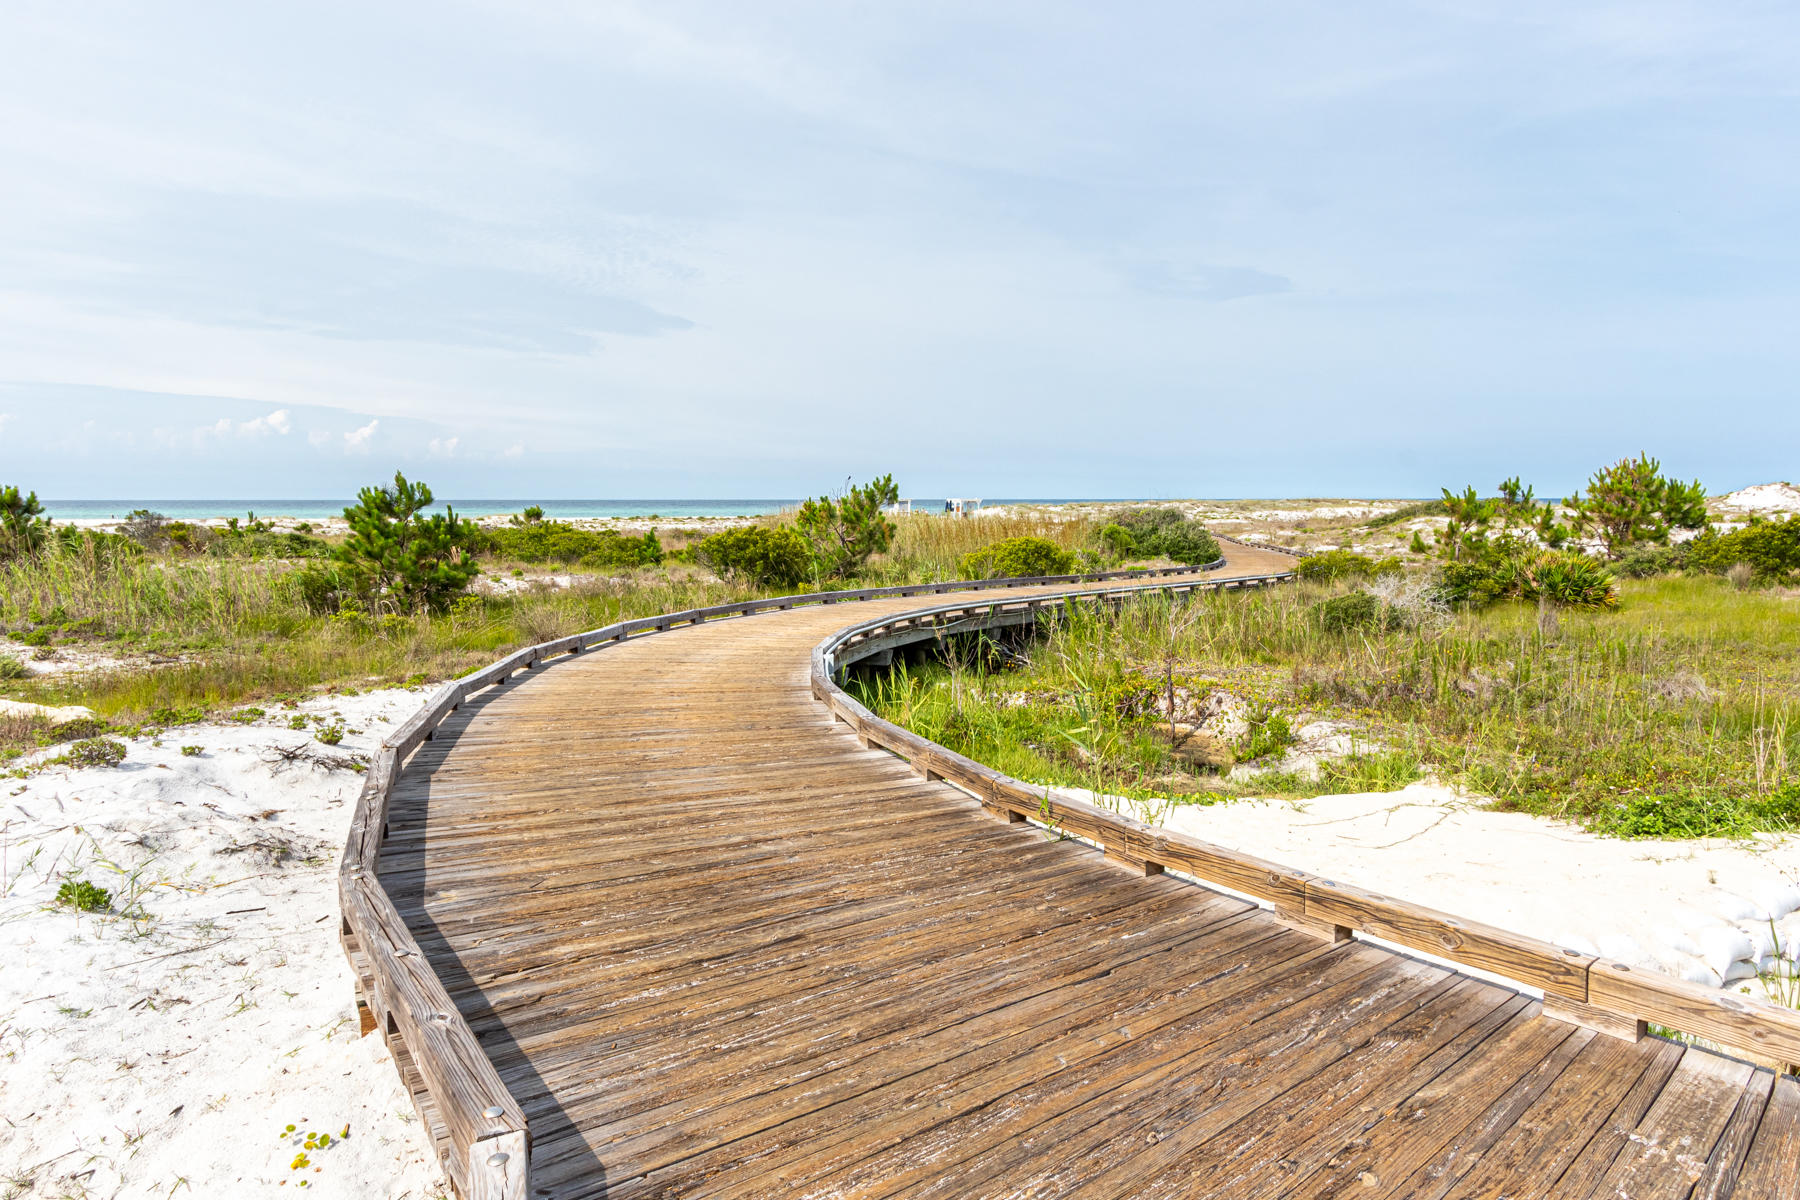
[
  {"left": 794, "top": 476, "right": 899, "bottom": 578},
  {"left": 333, "top": 472, "right": 479, "bottom": 613},
  {"left": 959, "top": 537, "right": 1076, "bottom": 579}
]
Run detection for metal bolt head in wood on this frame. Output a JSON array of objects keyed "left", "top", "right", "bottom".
[
  {"left": 483, "top": 1105, "right": 505, "bottom": 1118},
  {"left": 487, "top": 1152, "right": 509, "bottom": 1167}
]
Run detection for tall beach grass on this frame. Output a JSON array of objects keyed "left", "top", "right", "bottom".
[{"left": 852, "top": 575, "right": 1800, "bottom": 836}]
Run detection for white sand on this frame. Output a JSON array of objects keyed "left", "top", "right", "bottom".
[
  {"left": 1, "top": 637, "right": 186, "bottom": 681},
  {"left": 0, "top": 699, "right": 97, "bottom": 725},
  {"left": 0, "top": 689, "right": 448, "bottom": 1199},
  {"left": 1720, "top": 482, "right": 1800, "bottom": 514},
  {"left": 1075, "top": 783, "right": 1800, "bottom": 994}
]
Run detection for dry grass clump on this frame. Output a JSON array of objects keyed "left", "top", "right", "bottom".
[{"left": 873, "top": 512, "right": 1100, "bottom": 582}]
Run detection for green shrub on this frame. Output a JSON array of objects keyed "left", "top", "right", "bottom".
[
  {"left": 154, "top": 521, "right": 214, "bottom": 555},
  {"left": 1099, "top": 508, "right": 1220, "bottom": 564},
  {"left": 55, "top": 877, "right": 111, "bottom": 912},
  {"left": 1584, "top": 786, "right": 1800, "bottom": 839},
  {"left": 481, "top": 521, "right": 662, "bottom": 568},
  {"left": 61, "top": 738, "right": 126, "bottom": 768},
  {"left": 286, "top": 563, "right": 355, "bottom": 615},
  {"left": 693, "top": 526, "right": 810, "bottom": 588},
  {"left": 1688, "top": 517, "right": 1800, "bottom": 580},
  {"left": 1612, "top": 542, "right": 1688, "bottom": 579},
  {"left": 316, "top": 723, "right": 345, "bottom": 746},
  {"left": 1103, "top": 507, "right": 1186, "bottom": 545},
  {"left": 1096, "top": 524, "right": 1135, "bottom": 559},
  {"left": 181, "top": 745, "right": 204, "bottom": 756},
  {"left": 1155, "top": 523, "right": 1221, "bottom": 566},
  {"left": 959, "top": 537, "right": 1076, "bottom": 579},
  {"left": 578, "top": 531, "right": 663, "bottom": 571},
  {"left": 41, "top": 717, "right": 106, "bottom": 743},
  {"left": 19, "top": 626, "right": 51, "bottom": 647},
  {"left": 0, "top": 653, "right": 24, "bottom": 679},
  {"left": 1298, "top": 550, "right": 1382, "bottom": 583},
  {"left": 1312, "top": 591, "right": 1402, "bottom": 634},
  {"left": 213, "top": 529, "right": 331, "bottom": 560}
]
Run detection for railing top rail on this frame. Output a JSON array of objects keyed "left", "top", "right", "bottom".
[{"left": 807, "top": 585, "right": 1800, "bottom": 1076}]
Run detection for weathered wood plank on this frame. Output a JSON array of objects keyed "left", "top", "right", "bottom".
[
  {"left": 339, "top": 541, "right": 1791, "bottom": 1200},
  {"left": 1586, "top": 957, "right": 1800, "bottom": 1070}
]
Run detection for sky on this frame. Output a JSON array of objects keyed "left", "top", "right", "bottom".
[{"left": 1, "top": 1, "right": 1797, "bottom": 500}]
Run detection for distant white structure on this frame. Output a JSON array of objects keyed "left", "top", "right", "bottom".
[
  {"left": 944, "top": 498, "right": 982, "bottom": 517},
  {"left": 885, "top": 498, "right": 914, "bottom": 515}
]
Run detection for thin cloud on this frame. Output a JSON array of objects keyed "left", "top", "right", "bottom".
[
  {"left": 428, "top": 435, "right": 460, "bottom": 458},
  {"left": 344, "top": 419, "right": 379, "bottom": 454}
]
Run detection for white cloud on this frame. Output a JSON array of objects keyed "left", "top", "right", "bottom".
[
  {"left": 0, "top": 412, "right": 11, "bottom": 436},
  {"left": 502, "top": 443, "right": 523, "bottom": 459},
  {"left": 428, "top": 435, "right": 459, "bottom": 458},
  {"left": 236, "top": 408, "right": 291, "bottom": 437},
  {"left": 307, "top": 429, "right": 331, "bottom": 448},
  {"left": 343, "top": 419, "right": 379, "bottom": 453}
]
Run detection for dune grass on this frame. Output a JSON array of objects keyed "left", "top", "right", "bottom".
[
  {"left": 0, "top": 512, "right": 1109, "bottom": 723},
  {"left": 0, "top": 542, "right": 771, "bottom": 721},
  {"left": 851, "top": 575, "right": 1800, "bottom": 837},
  {"left": 870, "top": 511, "right": 1103, "bottom": 582}
]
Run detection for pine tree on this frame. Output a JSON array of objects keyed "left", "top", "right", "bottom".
[
  {"left": 334, "top": 472, "right": 479, "bottom": 612},
  {"left": 1567, "top": 455, "right": 1708, "bottom": 559},
  {"left": 0, "top": 485, "right": 50, "bottom": 560},
  {"left": 1435, "top": 486, "right": 1495, "bottom": 561},
  {"left": 793, "top": 475, "right": 899, "bottom": 578}
]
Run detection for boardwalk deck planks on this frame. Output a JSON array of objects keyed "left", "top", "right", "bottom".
[{"left": 343, "top": 541, "right": 1799, "bottom": 1198}]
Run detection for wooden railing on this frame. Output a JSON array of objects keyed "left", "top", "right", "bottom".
[
  {"left": 1211, "top": 530, "right": 1310, "bottom": 558},
  {"left": 811, "top": 588, "right": 1800, "bottom": 1078},
  {"left": 337, "top": 557, "right": 1237, "bottom": 1200}
]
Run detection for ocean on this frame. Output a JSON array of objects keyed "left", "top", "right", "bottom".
[{"left": 41, "top": 498, "right": 1129, "bottom": 521}]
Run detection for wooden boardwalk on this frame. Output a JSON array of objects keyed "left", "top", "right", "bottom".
[{"left": 377, "top": 545, "right": 1798, "bottom": 1199}]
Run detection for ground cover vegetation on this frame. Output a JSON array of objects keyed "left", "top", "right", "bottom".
[
  {"left": 855, "top": 456, "right": 1800, "bottom": 840},
  {"left": 853, "top": 577, "right": 1800, "bottom": 838},
  {"left": 0, "top": 472, "right": 1221, "bottom": 731}
]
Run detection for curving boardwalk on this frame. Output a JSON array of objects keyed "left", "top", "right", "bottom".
[{"left": 375, "top": 543, "right": 1798, "bottom": 1199}]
